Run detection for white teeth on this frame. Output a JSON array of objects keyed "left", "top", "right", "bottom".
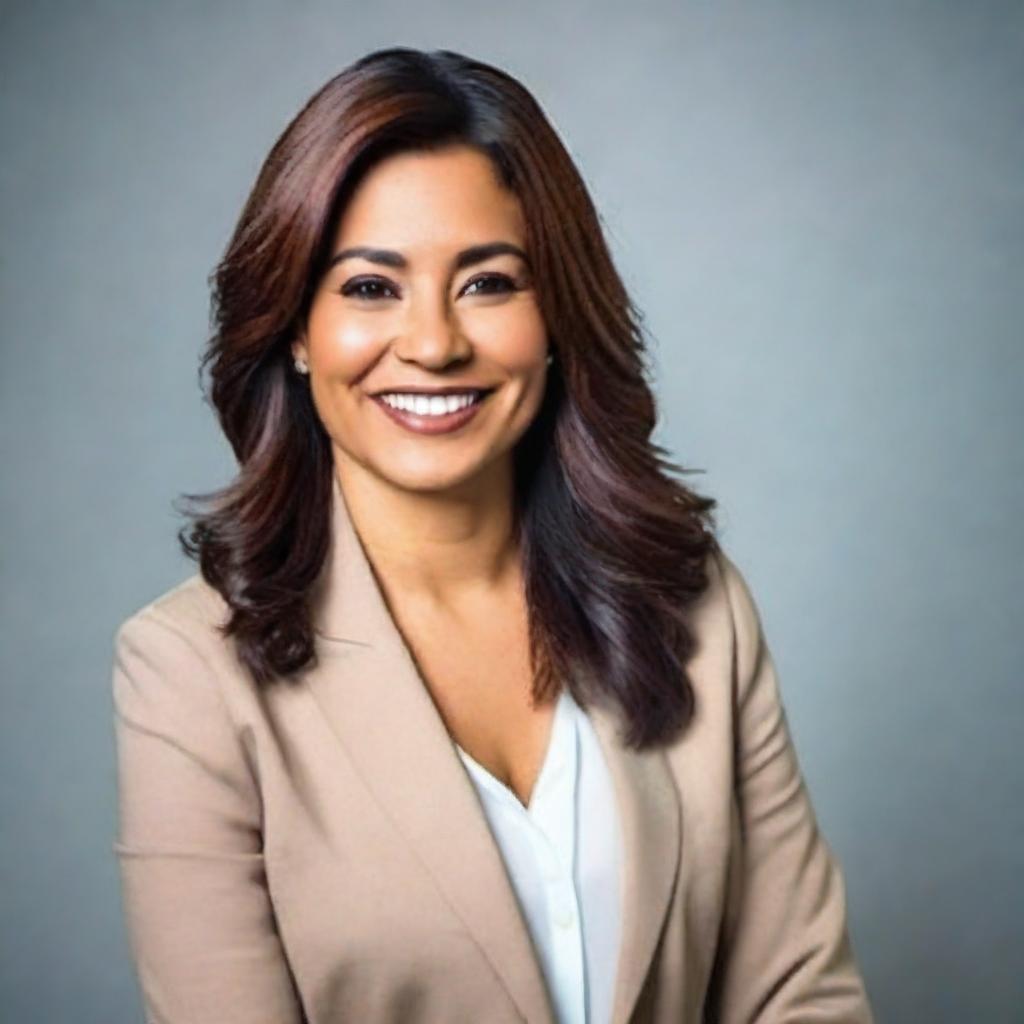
[{"left": 379, "top": 392, "right": 480, "bottom": 416}]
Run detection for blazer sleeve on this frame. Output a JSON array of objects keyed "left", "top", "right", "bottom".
[
  {"left": 706, "top": 550, "right": 875, "bottom": 1023},
  {"left": 111, "top": 607, "right": 307, "bottom": 1024}
]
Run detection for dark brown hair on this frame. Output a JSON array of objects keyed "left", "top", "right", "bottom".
[{"left": 178, "top": 46, "right": 720, "bottom": 749}]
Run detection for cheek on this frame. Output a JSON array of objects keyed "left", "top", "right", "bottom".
[
  {"left": 471, "top": 303, "right": 548, "bottom": 369},
  {"left": 308, "top": 308, "right": 383, "bottom": 381}
]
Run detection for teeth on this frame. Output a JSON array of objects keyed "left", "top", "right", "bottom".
[{"left": 379, "top": 392, "right": 481, "bottom": 416}]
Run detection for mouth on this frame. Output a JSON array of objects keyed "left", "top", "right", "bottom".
[{"left": 370, "top": 387, "right": 495, "bottom": 436}]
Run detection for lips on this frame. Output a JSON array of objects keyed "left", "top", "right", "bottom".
[
  {"left": 371, "top": 389, "right": 492, "bottom": 436},
  {"left": 370, "top": 387, "right": 495, "bottom": 398}
]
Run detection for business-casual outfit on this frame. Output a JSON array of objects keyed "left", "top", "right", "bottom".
[
  {"left": 455, "top": 684, "right": 623, "bottom": 1024},
  {"left": 111, "top": 471, "right": 875, "bottom": 1023}
]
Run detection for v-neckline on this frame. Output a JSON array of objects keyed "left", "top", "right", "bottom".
[{"left": 455, "top": 687, "right": 572, "bottom": 812}]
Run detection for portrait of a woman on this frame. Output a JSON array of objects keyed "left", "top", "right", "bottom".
[{"left": 111, "top": 46, "right": 875, "bottom": 1023}]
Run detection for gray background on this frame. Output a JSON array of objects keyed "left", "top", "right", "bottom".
[{"left": 2, "top": 1, "right": 1021, "bottom": 1020}]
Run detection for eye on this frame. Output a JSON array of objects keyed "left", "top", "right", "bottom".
[
  {"left": 339, "top": 272, "right": 519, "bottom": 302},
  {"left": 462, "top": 273, "right": 517, "bottom": 297},
  {"left": 340, "top": 276, "right": 398, "bottom": 301}
]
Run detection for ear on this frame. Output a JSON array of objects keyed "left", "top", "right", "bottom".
[{"left": 290, "top": 329, "right": 308, "bottom": 365}]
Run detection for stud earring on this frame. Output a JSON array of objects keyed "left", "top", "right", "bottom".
[
  {"left": 546, "top": 353, "right": 554, "bottom": 366},
  {"left": 294, "top": 355, "right": 309, "bottom": 375}
]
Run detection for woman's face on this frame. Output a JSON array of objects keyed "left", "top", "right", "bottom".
[{"left": 294, "top": 144, "right": 550, "bottom": 498}]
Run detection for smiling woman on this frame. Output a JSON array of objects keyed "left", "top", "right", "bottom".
[
  {"left": 294, "top": 145, "right": 551, "bottom": 481},
  {"left": 111, "top": 46, "right": 875, "bottom": 1024}
]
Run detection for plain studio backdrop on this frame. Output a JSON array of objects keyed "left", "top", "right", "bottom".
[{"left": 1, "top": 2, "right": 1021, "bottom": 1020}]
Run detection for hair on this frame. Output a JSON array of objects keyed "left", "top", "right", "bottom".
[{"left": 177, "top": 46, "right": 720, "bottom": 750}]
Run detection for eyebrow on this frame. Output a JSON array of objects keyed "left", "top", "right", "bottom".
[{"left": 327, "top": 241, "right": 529, "bottom": 272}]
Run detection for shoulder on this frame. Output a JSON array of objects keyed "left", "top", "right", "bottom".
[
  {"left": 688, "top": 542, "right": 765, "bottom": 650},
  {"left": 110, "top": 574, "right": 261, "bottom": 815},
  {"left": 709, "top": 545, "right": 765, "bottom": 651},
  {"left": 111, "top": 573, "right": 240, "bottom": 711},
  {"left": 682, "top": 542, "right": 770, "bottom": 707},
  {"left": 114, "top": 572, "right": 229, "bottom": 652}
]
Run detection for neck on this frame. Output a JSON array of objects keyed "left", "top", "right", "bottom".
[{"left": 332, "top": 447, "right": 522, "bottom": 611}]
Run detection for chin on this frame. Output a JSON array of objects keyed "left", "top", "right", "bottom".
[{"left": 369, "top": 456, "right": 496, "bottom": 496}]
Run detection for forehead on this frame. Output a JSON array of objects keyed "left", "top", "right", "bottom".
[{"left": 331, "top": 144, "right": 526, "bottom": 252}]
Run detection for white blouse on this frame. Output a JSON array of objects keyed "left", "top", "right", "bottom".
[{"left": 454, "top": 685, "right": 623, "bottom": 1024}]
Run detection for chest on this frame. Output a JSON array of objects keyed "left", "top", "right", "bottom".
[
  {"left": 250, "top": 587, "right": 737, "bottom": 1024},
  {"left": 388, "top": 592, "right": 558, "bottom": 808}
]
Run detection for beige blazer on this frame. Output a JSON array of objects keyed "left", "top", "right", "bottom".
[{"left": 111, "top": 473, "right": 874, "bottom": 1023}]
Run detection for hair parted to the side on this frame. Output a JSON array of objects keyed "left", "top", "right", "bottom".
[{"left": 176, "top": 45, "right": 720, "bottom": 750}]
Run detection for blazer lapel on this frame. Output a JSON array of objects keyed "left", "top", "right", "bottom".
[
  {"left": 304, "top": 472, "right": 680, "bottom": 1024},
  {"left": 588, "top": 701, "right": 681, "bottom": 1024}
]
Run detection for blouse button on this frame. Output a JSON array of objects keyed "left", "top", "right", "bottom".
[{"left": 553, "top": 900, "right": 575, "bottom": 929}]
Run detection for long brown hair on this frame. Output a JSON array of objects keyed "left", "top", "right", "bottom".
[{"left": 178, "top": 46, "right": 719, "bottom": 749}]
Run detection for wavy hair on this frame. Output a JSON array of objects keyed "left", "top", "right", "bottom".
[{"left": 177, "top": 46, "right": 720, "bottom": 749}]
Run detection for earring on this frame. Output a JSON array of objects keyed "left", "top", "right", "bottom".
[
  {"left": 294, "top": 355, "right": 309, "bottom": 375},
  {"left": 546, "top": 353, "right": 554, "bottom": 366}
]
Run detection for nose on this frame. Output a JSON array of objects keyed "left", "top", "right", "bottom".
[{"left": 394, "top": 290, "right": 472, "bottom": 369}]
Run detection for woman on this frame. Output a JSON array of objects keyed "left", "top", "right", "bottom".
[{"left": 111, "top": 46, "right": 874, "bottom": 1024}]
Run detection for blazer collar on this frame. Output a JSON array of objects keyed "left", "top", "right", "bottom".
[{"left": 304, "top": 471, "right": 681, "bottom": 1024}]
